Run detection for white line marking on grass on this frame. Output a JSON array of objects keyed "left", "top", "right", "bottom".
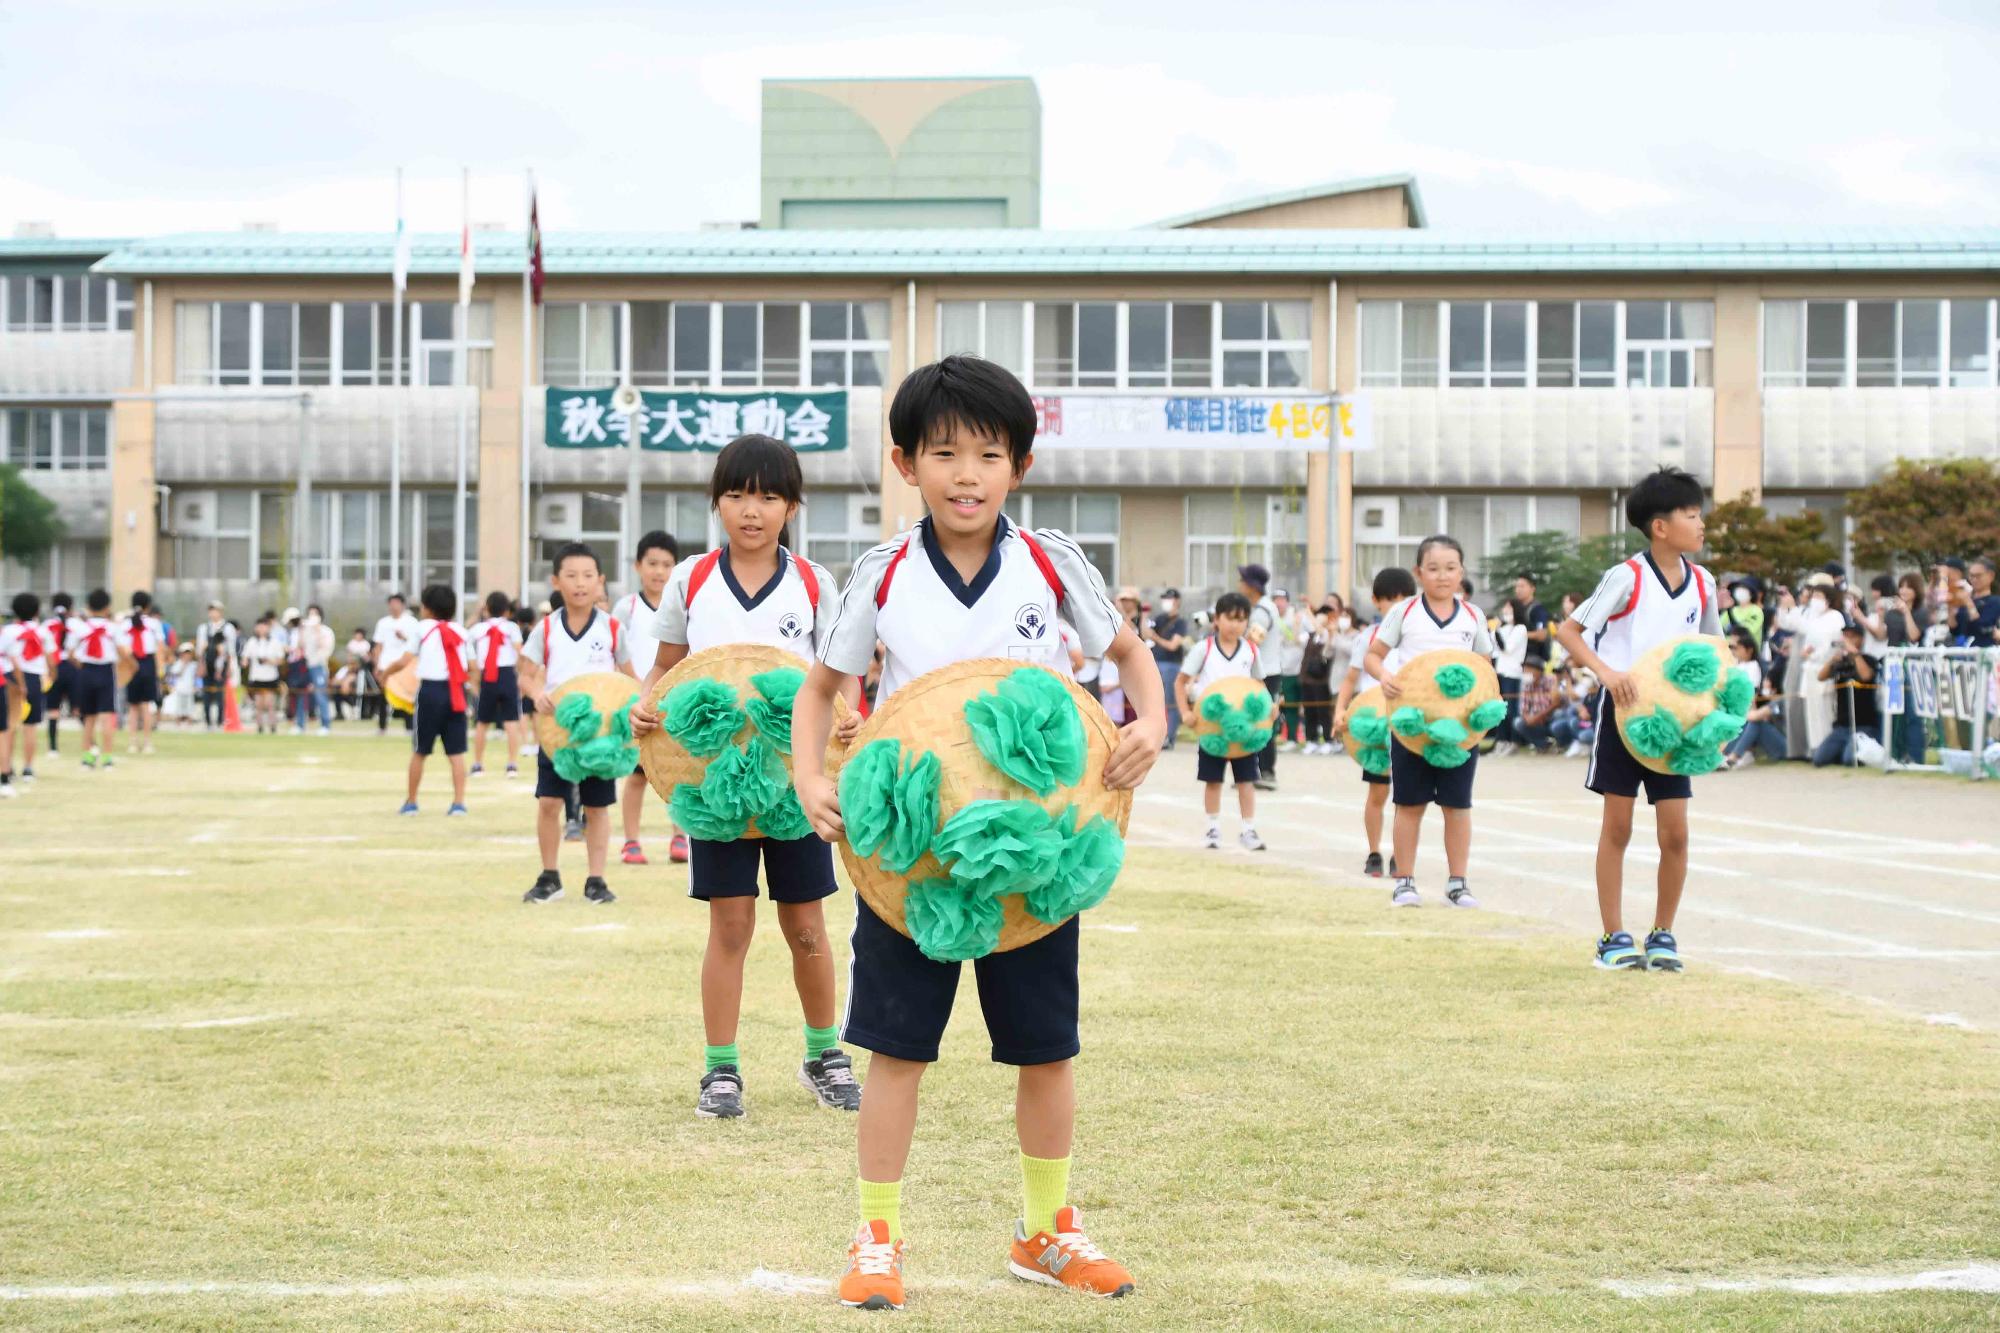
[
  {"left": 743, "top": 1269, "right": 833, "bottom": 1296},
  {"left": 1604, "top": 1263, "right": 2000, "bottom": 1298},
  {"left": 1706, "top": 947, "right": 2000, "bottom": 961},
  {"left": 108, "top": 867, "right": 191, "bottom": 878},
  {"left": 0, "top": 1272, "right": 897, "bottom": 1303},
  {"left": 43, "top": 928, "right": 116, "bottom": 939},
  {"left": 1926, "top": 1012, "right": 1977, "bottom": 1029},
  {"left": 157, "top": 1014, "right": 288, "bottom": 1030},
  {"left": 1086, "top": 923, "right": 1139, "bottom": 933},
  {"left": 571, "top": 923, "right": 627, "bottom": 933}
]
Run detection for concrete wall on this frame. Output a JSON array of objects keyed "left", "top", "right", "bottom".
[{"left": 1178, "top": 186, "right": 1413, "bottom": 231}]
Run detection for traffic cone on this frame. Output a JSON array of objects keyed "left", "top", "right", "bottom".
[{"left": 222, "top": 681, "right": 243, "bottom": 733}]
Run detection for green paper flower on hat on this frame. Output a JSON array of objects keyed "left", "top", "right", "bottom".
[
  {"left": 1198, "top": 692, "right": 1233, "bottom": 723},
  {"left": 1425, "top": 717, "right": 1469, "bottom": 750},
  {"left": 693, "top": 735, "right": 788, "bottom": 824},
  {"left": 743, "top": 667, "right": 805, "bottom": 754},
  {"left": 1356, "top": 744, "right": 1392, "bottom": 775},
  {"left": 905, "top": 876, "right": 1005, "bottom": 963},
  {"left": 1663, "top": 640, "right": 1721, "bottom": 695},
  {"left": 1715, "top": 666, "right": 1755, "bottom": 717},
  {"left": 1685, "top": 709, "right": 1747, "bottom": 750},
  {"left": 1433, "top": 663, "right": 1478, "bottom": 699},
  {"left": 1197, "top": 732, "right": 1234, "bottom": 757},
  {"left": 964, "top": 667, "right": 1087, "bottom": 797},
  {"left": 1347, "top": 707, "right": 1390, "bottom": 749},
  {"left": 670, "top": 781, "right": 747, "bottom": 842},
  {"left": 1624, "top": 706, "right": 1685, "bottom": 759},
  {"left": 1467, "top": 698, "right": 1509, "bottom": 733},
  {"left": 661, "top": 677, "right": 747, "bottom": 757},
  {"left": 1023, "top": 808, "right": 1125, "bottom": 925},
  {"left": 551, "top": 697, "right": 640, "bottom": 782},
  {"left": 1389, "top": 706, "right": 1429, "bottom": 739},
  {"left": 1667, "top": 740, "right": 1726, "bottom": 776},
  {"left": 1423, "top": 741, "right": 1473, "bottom": 769},
  {"left": 931, "top": 800, "right": 1066, "bottom": 902},
  {"left": 755, "top": 785, "right": 814, "bottom": 841},
  {"left": 840, "top": 738, "right": 942, "bottom": 875}
]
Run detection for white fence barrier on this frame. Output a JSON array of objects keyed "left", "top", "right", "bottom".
[{"left": 1880, "top": 647, "right": 2000, "bottom": 781}]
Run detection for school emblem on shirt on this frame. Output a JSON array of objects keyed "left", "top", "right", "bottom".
[
  {"left": 1685, "top": 607, "right": 1698, "bottom": 626},
  {"left": 1014, "top": 604, "right": 1048, "bottom": 640},
  {"left": 778, "top": 612, "right": 805, "bottom": 640}
]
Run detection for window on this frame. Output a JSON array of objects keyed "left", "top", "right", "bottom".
[
  {"left": 807, "top": 301, "right": 889, "bottom": 387},
  {"left": 1000, "top": 493, "right": 1121, "bottom": 585},
  {"left": 561, "top": 301, "right": 886, "bottom": 389},
  {"left": 937, "top": 299, "right": 1027, "bottom": 378},
  {"left": 1359, "top": 299, "right": 1710, "bottom": 388},
  {"left": 542, "top": 301, "right": 622, "bottom": 387},
  {"left": 175, "top": 300, "right": 438, "bottom": 386},
  {"left": 637, "top": 491, "right": 716, "bottom": 556},
  {"left": 1184, "top": 491, "right": 1303, "bottom": 601},
  {"left": 1763, "top": 298, "right": 2000, "bottom": 388},
  {"left": 945, "top": 299, "right": 1301, "bottom": 389},
  {"left": 0, "top": 272, "right": 128, "bottom": 331},
  {"left": 802, "top": 492, "right": 882, "bottom": 583},
  {"left": 1624, "top": 300, "right": 1713, "bottom": 388},
  {"left": 1352, "top": 493, "right": 1583, "bottom": 596},
  {"left": 1220, "top": 300, "right": 1310, "bottom": 388},
  {"left": 1, "top": 409, "right": 110, "bottom": 471}
]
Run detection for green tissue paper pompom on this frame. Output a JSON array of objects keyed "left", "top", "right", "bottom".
[
  {"left": 671, "top": 782, "right": 748, "bottom": 842},
  {"left": 1198, "top": 692, "right": 1232, "bottom": 723},
  {"left": 1024, "top": 808, "right": 1125, "bottom": 925},
  {"left": 1663, "top": 640, "right": 1720, "bottom": 695},
  {"left": 1667, "top": 740, "right": 1725, "bottom": 776},
  {"left": 550, "top": 696, "right": 639, "bottom": 781},
  {"left": 662, "top": 678, "right": 747, "bottom": 757},
  {"left": 1466, "top": 698, "right": 1509, "bottom": 733},
  {"left": 1684, "top": 709, "right": 1746, "bottom": 750},
  {"left": 905, "top": 877, "right": 1005, "bottom": 963},
  {"left": 755, "top": 786, "right": 814, "bottom": 841},
  {"left": 1357, "top": 744, "right": 1392, "bottom": 775},
  {"left": 1389, "top": 706, "right": 1429, "bottom": 738},
  {"left": 932, "top": 801, "right": 1064, "bottom": 901},
  {"left": 1222, "top": 714, "right": 1271, "bottom": 749},
  {"left": 1423, "top": 741, "right": 1473, "bottom": 769},
  {"left": 1716, "top": 667, "right": 1754, "bottom": 717},
  {"left": 1239, "top": 688, "right": 1273, "bottom": 722},
  {"left": 1425, "top": 717, "right": 1469, "bottom": 749},
  {"left": 743, "top": 667, "right": 805, "bottom": 754},
  {"left": 1624, "top": 706, "right": 1685, "bottom": 759},
  {"left": 964, "top": 667, "right": 1087, "bottom": 797},
  {"left": 1347, "top": 707, "right": 1390, "bottom": 748},
  {"left": 1197, "top": 733, "right": 1234, "bottom": 757},
  {"left": 840, "top": 739, "right": 942, "bottom": 875},
  {"left": 697, "top": 736, "right": 789, "bottom": 825},
  {"left": 1433, "top": 663, "right": 1477, "bottom": 699}
]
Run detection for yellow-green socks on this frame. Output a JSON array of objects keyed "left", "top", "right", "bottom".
[
  {"left": 1020, "top": 1152, "right": 1071, "bottom": 1236},
  {"left": 858, "top": 1177, "right": 902, "bottom": 1241},
  {"left": 704, "top": 1043, "right": 738, "bottom": 1072},
  {"left": 805, "top": 1023, "right": 839, "bottom": 1061}
]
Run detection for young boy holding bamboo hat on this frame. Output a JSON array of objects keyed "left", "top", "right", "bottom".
[
  {"left": 1553, "top": 466, "right": 1717, "bottom": 973},
  {"left": 1333, "top": 566, "right": 1419, "bottom": 879},
  {"left": 1175, "top": 590, "right": 1267, "bottom": 852},
  {"left": 792, "top": 355, "right": 1166, "bottom": 1311},
  {"left": 612, "top": 530, "right": 684, "bottom": 866}
]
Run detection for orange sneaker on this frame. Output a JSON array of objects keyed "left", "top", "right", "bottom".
[
  {"left": 669, "top": 833, "right": 691, "bottom": 863},
  {"left": 1007, "top": 1206, "right": 1134, "bottom": 1298},
  {"left": 838, "top": 1219, "right": 905, "bottom": 1311}
]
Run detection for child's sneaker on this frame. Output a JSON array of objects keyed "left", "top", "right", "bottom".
[
  {"left": 1363, "top": 851, "right": 1384, "bottom": 877},
  {"left": 838, "top": 1219, "right": 904, "bottom": 1310},
  {"left": 446, "top": 803, "right": 468, "bottom": 817},
  {"left": 1390, "top": 877, "right": 1420, "bottom": 908},
  {"left": 505, "top": 763, "right": 519, "bottom": 778},
  {"left": 1007, "top": 1206, "right": 1135, "bottom": 1298},
  {"left": 21, "top": 766, "right": 36, "bottom": 781},
  {"left": 697, "top": 1064, "right": 744, "bottom": 1119},
  {"left": 563, "top": 817, "right": 584, "bottom": 842},
  {"left": 799, "top": 1048, "right": 862, "bottom": 1111},
  {"left": 1595, "top": 932, "right": 1643, "bottom": 970},
  {"left": 669, "top": 833, "right": 690, "bottom": 863},
  {"left": 0, "top": 781, "right": 17, "bottom": 799},
  {"left": 398, "top": 801, "right": 419, "bottom": 816},
  {"left": 82, "top": 752, "right": 98, "bottom": 770},
  {"left": 1238, "top": 827, "right": 1266, "bottom": 852},
  {"left": 1201, "top": 826, "right": 1220, "bottom": 850},
  {"left": 1644, "top": 929, "right": 1683, "bottom": 972},
  {"left": 621, "top": 839, "right": 648, "bottom": 866},
  {"left": 1445, "top": 877, "right": 1480, "bottom": 909},
  {"left": 469, "top": 763, "right": 484, "bottom": 777},
  {"left": 583, "top": 876, "right": 616, "bottom": 905},
  {"left": 522, "top": 871, "right": 562, "bottom": 904}
]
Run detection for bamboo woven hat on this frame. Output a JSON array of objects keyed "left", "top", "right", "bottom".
[
  {"left": 380, "top": 661, "right": 418, "bottom": 715},
  {"left": 1339, "top": 684, "right": 1396, "bottom": 776},
  {"left": 1190, "top": 674, "right": 1275, "bottom": 760},
  {"left": 1388, "top": 649, "right": 1504, "bottom": 756},
  {"left": 533, "top": 671, "right": 642, "bottom": 755},
  {"left": 835, "top": 657, "right": 1131, "bottom": 955},
  {"left": 637, "top": 643, "right": 851, "bottom": 837},
  {"left": 1617, "top": 634, "right": 1749, "bottom": 777}
]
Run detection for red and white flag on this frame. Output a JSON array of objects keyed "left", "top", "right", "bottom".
[{"left": 458, "top": 167, "right": 474, "bottom": 307}]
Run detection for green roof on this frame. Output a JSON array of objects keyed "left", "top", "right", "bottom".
[
  {"left": 1147, "top": 174, "right": 1428, "bottom": 229},
  {"left": 0, "top": 237, "right": 131, "bottom": 259},
  {"left": 92, "top": 226, "right": 2000, "bottom": 277}
]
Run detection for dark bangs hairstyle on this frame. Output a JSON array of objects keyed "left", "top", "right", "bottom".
[
  {"left": 1626, "top": 465, "right": 1706, "bottom": 536},
  {"left": 1371, "top": 566, "right": 1418, "bottom": 603},
  {"left": 888, "top": 355, "right": 1036, "bottom": 472},
  {"left": 710, "top": 433, "right": 804, "bottom": 549}
]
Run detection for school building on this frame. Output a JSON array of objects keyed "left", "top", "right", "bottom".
[{"left": 4, "top": 76, "right": 1999, "bottom": 626}]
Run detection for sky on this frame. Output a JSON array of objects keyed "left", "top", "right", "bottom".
[{"left": 3, "top": 0, "right": 1996, "bottom": 239}]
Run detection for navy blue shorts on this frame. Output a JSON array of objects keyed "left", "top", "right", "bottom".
[
  {"left": 1587, "top": 697, "right": 1692, "bottom": 805},
  {"left": 689, "top": 833, "right": 838, "bottom": 903},
  {"left": 1362, "top": 765, "right": 1388, "bottom": 787},
  {"left": 842, "top": 895, "right": 1080, "bottom": 1067},
  {"left": 536, "top": 750, "right": 615, "bottom": 808},
  {"left": 0, "top": 682, "right": 9, "bottom": 731},
  {"left": 47, "top": 661, "right": 75, "bottom": 710},
  {"left": 126, "top": 658, "right": 160, "bottom": 706},
  {"left": 475, "top": 667, "right": 520, "bottom": 724},
  {"left": 412, "top": 681, "right": 467, "bottom": 757},
  {"left": 1390, "top": 740, "right": 1477, "bottom": 809},
  {"left": 1196, "top": 750, "right": 1260, "bottom": 785},
  {"left": 75, "top": 663, "right": 115, "bottom": 717},
  {"left": 18, "top": 672, "right": 45, "bottom": 725}
]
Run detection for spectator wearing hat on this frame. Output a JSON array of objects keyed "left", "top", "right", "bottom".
[
  {"left": 1813, "top": 619, "right": 1880, "bottom": 767},
  {"left": 1143, "top": 587, "right": 1190, "bottom": 749},
  {"left": 1237, "top": 564, "right": 1281, "bottom": 789}
]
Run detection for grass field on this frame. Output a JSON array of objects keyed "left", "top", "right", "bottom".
[{"left": 4, "top": 731, "right": 1999, "bottom": 1330}]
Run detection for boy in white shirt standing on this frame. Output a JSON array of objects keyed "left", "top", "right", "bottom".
[
  {"left": 117, "top": 591, "right": 168, "bottom": 755},
  {"left": 518, "top": 543, "right": 636, "bottom": 905},
  {"left": 467, "top": 591, "right": 525, "bottom": 779},
  {"left": 610, "top": 530, "right": 684, "bottom": 866},
  {"left": 1175, "top": 591, "right": 1269, "bottom": 852},
  {"left": 384, "top": 584, "right": 474, "bottom": 817},
  {"left": 68, "top": 589, "right": 122, "bottom": 768},
  {"left": 1, "top": 594, "right": 55, "bottom": 780},
  {"left": 371, "top": 593, "right": 421, "bottom": 734}
]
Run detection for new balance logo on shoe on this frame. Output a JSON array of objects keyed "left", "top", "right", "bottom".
[{"left": 1037, "top": 1243, "right": 1072, "bottom": 1276}]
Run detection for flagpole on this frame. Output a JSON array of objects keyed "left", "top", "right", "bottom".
[
  {"left": 453, "top": 166, "right": 470, "bottom": 610},
  {"left": 519, "top": 169, "right": 535, "bottom": 601},
  {"left": 389, "top": 166, "right": 405, "bottom": 594}
]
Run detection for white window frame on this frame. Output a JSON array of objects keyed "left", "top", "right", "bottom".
[
  {"left": 0, "top": 272, "right": 129, "bottom": 333},
  {"left": 998, "top": 492, "right": 1122, "bottom": 585},
  {"left": 800, "top": 491, "right": 882, "bottom": 582},
  {"left": 1359, "top": 299, "right": 1717, "bottom": 390},
  {"left": 1183, "top": 491, "right": 1303, "bottom": 599},
  {"left": 1351, "top": 492, "right": 1584, "bottom": 594},
  {"left": 1761, "top": 297, "right": 1999, "bottom": 389},
  {"left": 0, "top": 408, "right": 110, "bottom": 472}
]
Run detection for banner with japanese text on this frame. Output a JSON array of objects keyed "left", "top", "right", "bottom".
[
  {"left": 1027, "top": 393, "right": 1367, "bottom": 451},
  {"left": 545, "top": 387, "right": 846, "bottom": 453}
]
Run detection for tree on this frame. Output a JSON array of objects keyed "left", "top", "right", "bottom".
[
  {"left": 0, "top": 465, "right": 66, "bottom": 562},
  {"left": 1703, "top": 494, "right": 1837, "bottom": 587},
  {"left": 1848, "top": 459, "right": 2000, "bottom": 571},
  {"left": 1489, "top": 529, "right": 1645, "bottom": 605}
]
